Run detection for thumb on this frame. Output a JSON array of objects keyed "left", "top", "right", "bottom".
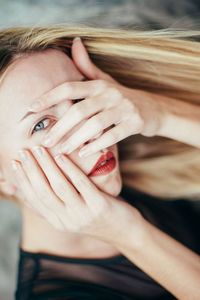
[{"left": 71, "top": 37, "right": 115, "bottom": 83}]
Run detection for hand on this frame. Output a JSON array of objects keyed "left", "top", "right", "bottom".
[
  {"left": 11, "top": 146, "right": 143, "bottom": 246},
  {"left": 29, "top": 37, "right": 165, "bottom": 157}
]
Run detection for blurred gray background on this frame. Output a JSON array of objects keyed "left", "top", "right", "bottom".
[{"left": 0, "top": 0, "right": 199, "bottom": 299}]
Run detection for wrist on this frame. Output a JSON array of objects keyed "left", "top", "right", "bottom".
[
  {"left": 143, "top": 92, "right": 200, "bottom": 143},
  {"left": 156, "top": 109, "right": 176, "bottom": 138},
  {"left": 121, "top": 87, "right": 168, "bottom": 137},
  {"left": 157, "top": 110, "right": 200, "bottom": 147},
  {"left": 110, "top": 199, "right": 148, "bottom": 251}
]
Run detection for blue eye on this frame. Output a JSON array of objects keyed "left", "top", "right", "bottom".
[{"left": 32, "top": 117, "right": 51, "bottom": 134}]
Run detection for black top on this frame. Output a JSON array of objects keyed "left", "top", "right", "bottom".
[{"left": 15, "top": 185, "right": 200, "bottom": 300}]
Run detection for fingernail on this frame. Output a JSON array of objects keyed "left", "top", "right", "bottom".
[
  {"left": 18, "top": 150, "right": 28, "bottom": 162},
  {"left": 73, "top": 37, "right": 81, "bottom": 42},
  {"left": 29, "top": 101, "right": 41, "bottom": 111},
  {"left": 42, "top": 136, "right": 52, "bottom": 147},
  {"left": 79, "top": 148, "right": 92, "bottom": 157},
  {"left": 11, "top": 160, "right": 19, "bottom": 171},
  {"left": 61, "top": 144, "right": 73, "bottom": 154},
  {"left": 32, "top": 146, "right": 44, "bottom": 157}
]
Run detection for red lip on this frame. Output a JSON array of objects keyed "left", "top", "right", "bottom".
[{"left": 88, "top": 151, "right": 114, "bottom": 176}]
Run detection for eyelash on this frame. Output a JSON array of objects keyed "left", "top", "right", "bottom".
[
  {"left": 31, "top": 99, "right": 84, "bottom": 134},
  {"left": 31, "top": 117, "right": 55, "bottom": 134}
]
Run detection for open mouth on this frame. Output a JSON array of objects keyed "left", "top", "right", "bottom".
[{"left": 88, "top": 151, "right": 116, "bottom": 177}]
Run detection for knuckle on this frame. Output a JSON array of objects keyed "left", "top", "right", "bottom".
[
  {"left": 135, "top": 113, "right": 145, "bottom": 126},
  {"left": 131, "top": 115, "right": 145, "bottom": 131},
  {"left": 123, "top": 98, "right": 135, "bottom": 111},
  {"left": 96, "top": 79, "right": 108, "bottom": 90},
  {"left": 71, "top": 104, "right": 84, "bottom": 119},
  {"left": 138, "top": 118, "right": 145, "bottom": 130},
  {"left": 108, "top": 87, "right": 122, "bottom": 98},
  {"left": 63, "top": 82, "right": 73, "bottom": 94},
  {"left": 74, "top": 175, "right": 88, "bottom": 187},
  {"left": 38, "top": 97, "right": 48, "bottom": 108},
  {"left": 90, "top": 116, "right": 102, "bottom": 131},
  {"left": 55, "top": 180, "right": 67, "bottom": 195},
  {"left": 110, "top": 130, "right": 118, "bottom": 142},
  {"left": 122, "top": 120, "right": 133, "bottom": 133}
]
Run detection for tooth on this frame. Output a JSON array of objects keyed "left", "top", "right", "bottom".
[{"left": 99, "top": 160, "right": 107, "bottom": 167}]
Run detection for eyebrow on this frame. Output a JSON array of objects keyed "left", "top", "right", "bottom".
[{"left": 19, "top": 77, "right": 87, "bottom": 123}]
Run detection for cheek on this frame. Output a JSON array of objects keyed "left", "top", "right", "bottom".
[{"left": 1, "top": 161, "right": 17, "bottom": 189}]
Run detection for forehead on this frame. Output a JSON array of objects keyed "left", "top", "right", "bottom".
[
  {"left": 0, "top": 48, "right": 79, "bottom": 126},
  {"left": 0, "top": 48, "right": 77, "bottom": 100}
]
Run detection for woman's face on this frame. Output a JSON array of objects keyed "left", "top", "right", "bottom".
[{"left": 0, "top": 49, "right": 122, "bottom": 201}]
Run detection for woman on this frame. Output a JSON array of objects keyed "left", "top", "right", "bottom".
[{"left": 0, "top": 25, "right": 199, "bottom": 300}]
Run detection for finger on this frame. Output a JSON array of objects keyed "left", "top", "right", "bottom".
[
  {"left": 54, "top": 154, "right": 102, "bottom": 209},
  {"left": 42, "top": 89, "right": 120, "bottom": 148},
  {"left": 30, "top": 146, "right": 83, "bottom": 209},
  {"left": 11, "top": 160, "right": 64, "bottom": 230},
  {"left": 72, "top": 37, "right": 117, "bottom": 84},
  {"left": 60, "top": 100, "right": 132, "bottom": 155},
  {"left": 18, "top": 149, "right": 64, "bottom": 211},
  {"left": 59, "top": 106, "right": 123, "bottom": 155},
  {"left": 78, "top": 118, "right": 143, "bottom": 157},
  {"left": 29, "top": 78, "right": 108, "bottom": 112}
]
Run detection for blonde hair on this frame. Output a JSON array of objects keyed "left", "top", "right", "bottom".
[{"left": 0, "top": 24, "right": 200, "bottom": 203}]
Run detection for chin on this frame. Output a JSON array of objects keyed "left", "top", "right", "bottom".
[
  {"left": 91, "top": 169, "right": 123, "bottom": 197},
  {"left": 86, "top": 144, "right": 122, "bottom": 196},
  {"left": 104, "top": 175, "right": 123, "bottom": 197}
]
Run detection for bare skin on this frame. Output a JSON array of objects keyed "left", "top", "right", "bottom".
[
  {"left": 0, "top": 49, "right": 124, "bottom": 258},
  {"left": 0, "top": 44, "right": 160, "bottom": 258},
  {"left": 0, "top": 41, "right": 199, "bottom": 298}
]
